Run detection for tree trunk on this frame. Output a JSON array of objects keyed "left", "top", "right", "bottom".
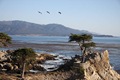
[
  {"left": 78, "top": 42, "right": 82, "bottom": 54},
  {"left": 21, "top": 63, "right": 26, "bottom": 79},
  {"left": 82, "top": 47, "right": 86, "bottom": 63}
]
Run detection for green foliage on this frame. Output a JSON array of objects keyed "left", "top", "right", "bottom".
[
  {"left": 80, "top": 34, "right": 92, "bottom": 42},
  {"left": 69, "top": 33, "right": 92, "bottom": 43},
  {"left": 82, "top": 42, "right": 96, "bottom": 48},
  {"left": 11, "top": 48, "right": 36, "bottom": 64},
  {"left": 0, "top": 33, "right": 12, "bottom": 47},
  {"left": 69, "top": 33, "right": 96, "bottom": 56},
  {"left": 69, "top": 34, "right": 82, "bottom": 42},
  {"left": 11, "top": 48, "right": 36, "bottom": 79}
]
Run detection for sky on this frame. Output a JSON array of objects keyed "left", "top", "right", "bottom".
[{"left": 0, "top": 0, "right": 120, "bottom": 36}]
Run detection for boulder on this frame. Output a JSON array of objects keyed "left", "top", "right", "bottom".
[
  {"left": 13, "top": 65, "right": 19, "bottom": 70},
  {"left": 36, "top": 53, "right": 55, "bottom": 63},
  {"left": 0, "top": 63, "right": 3, "bottom": 69},
  {"left": 33, "top": 64, "right": 45, "bottom": 71},
  {"left": 0, "top": 51, "right": 6, "bottom": 59},
  {"left": 3, "top": 63, "right": 13, "bottom": 71}
]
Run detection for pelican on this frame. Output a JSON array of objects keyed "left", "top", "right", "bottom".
[
  {"left": 46, "top": 11, "right": 50, "bottom": 14},
  {"left": 58, "top": 12, "right": 61, "bottom": 14},
  {"left": 38, "top": 11, "right": 42, "bottom": 14}
]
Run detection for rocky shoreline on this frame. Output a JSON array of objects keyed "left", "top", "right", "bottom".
[
  {"left": 0, "top": 50, "right": 120, "bottom": 80},
  {"left": 2, "top": 41, "right": 120, "bottom": 70},
  {"left": 0, "top": 41, "right": 120, "bottom": 80}
]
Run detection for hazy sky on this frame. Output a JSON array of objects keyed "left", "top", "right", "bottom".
[{"left": 0, "top": 0, "right": 120, "bottom": 36}]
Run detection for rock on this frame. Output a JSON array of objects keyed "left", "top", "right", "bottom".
[
  {"left": 101, "top": 50, "right": 109, "bottom": 63},
  {"left": 33, "top": 64, "right": 46, "bottom": 71},
  {"left": 0, "top": 51, "right": 6, "bottom": 59},
  {"left": 36, "top": 53, "right": 55, "bottom": 63},
  {"left": 40, "top": 53, "right": 55, "bottom": 60},
  {"left": 80, "top": 50, "right": 120, "bottom": 80},
  {"left": 6, "top": 50, "right": 14, "bottom": 54},
  {"left": 13, "top": 65, "right": 18, "bottom": 70},
  {"left": 25, "top": 71, "right": 75, "bottom": 80},
  {"left": 94, "top": 52, "right": 101, "bottom": 62},
  {"left": 80, "top": 61, "right": 90, "bottom": 70},
  {"left": 0, "top": 63, "right": 3, "bottom": 69},
  {"left": 3, "top": 63, "right": 13, "bottom": 71}
]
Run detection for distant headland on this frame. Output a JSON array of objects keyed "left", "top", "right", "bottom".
[{"left": 0, "top": 20, "right": 113, "bottom": 37}]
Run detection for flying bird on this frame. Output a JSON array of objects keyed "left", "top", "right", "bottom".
[
  {"left": 58, "top": 12, "right": 61, "bottom": 14},
  {"left": 38, "top": 11, "right": 42, "bottom": 14},
  {"left": 46, "top": 11, "right": 50, "bottom": 14}
]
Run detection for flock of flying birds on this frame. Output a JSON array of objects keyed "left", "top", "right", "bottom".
[{"left": 38, "top": 11, "right": 62, "bottom": 14}]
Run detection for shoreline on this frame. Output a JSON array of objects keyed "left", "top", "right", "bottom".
[
  {"left": 3, "top": 41, "right": 120, "bottom": 50},
  {"left": 2, "top": 41, "right": 120, "bottom": 56},
  {"left": 1, "top": 41, "right": 120, "bottom": 71}
]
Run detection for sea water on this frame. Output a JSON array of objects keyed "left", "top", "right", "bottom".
[
  {"left": 10, "top": 35, "right": 120, "bottom": 44},
  {"left": 2, "top": 35, "right": 120, "bottom": 70}
]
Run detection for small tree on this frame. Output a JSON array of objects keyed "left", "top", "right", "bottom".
[
  {"left": 69, "top": 34, "right": 82, "bottom": 50},
  {"left": 69, "top": 34, "right": 95, "bottom": 62},
  {"left": 0, "top": 33, "right": 12, "bottom": 47},
  {"left": 11, "top": 48, "right": 36, "bottom": 79}
]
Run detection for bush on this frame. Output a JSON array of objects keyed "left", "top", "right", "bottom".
[{"left": 58, "top": 58, "right": 75, "bottom": 71}]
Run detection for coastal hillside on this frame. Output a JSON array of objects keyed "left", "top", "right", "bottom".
[
  {"left": 0, "top": 20, "right": 91, "bottom": 36},
  {"left": 0, "top": 20, "right": 113, "bottom": 37}
]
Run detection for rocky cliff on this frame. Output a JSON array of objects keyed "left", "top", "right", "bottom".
[
  {"left": 0, "top": 50, "right": 120, "bottom": 80},
  {"left": 24, "top": 50, "right": 120, "bottom": 80},
  {"left": 79, "top": 50, "right": 120, "bottom": 80}
]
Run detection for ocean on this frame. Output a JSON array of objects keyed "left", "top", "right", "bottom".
[
  {"left": 11, "top": 35, "right": 120, "bottom": 44},
  {"left": 2, "top": 35, "right": 120, "bottom": 70}
]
